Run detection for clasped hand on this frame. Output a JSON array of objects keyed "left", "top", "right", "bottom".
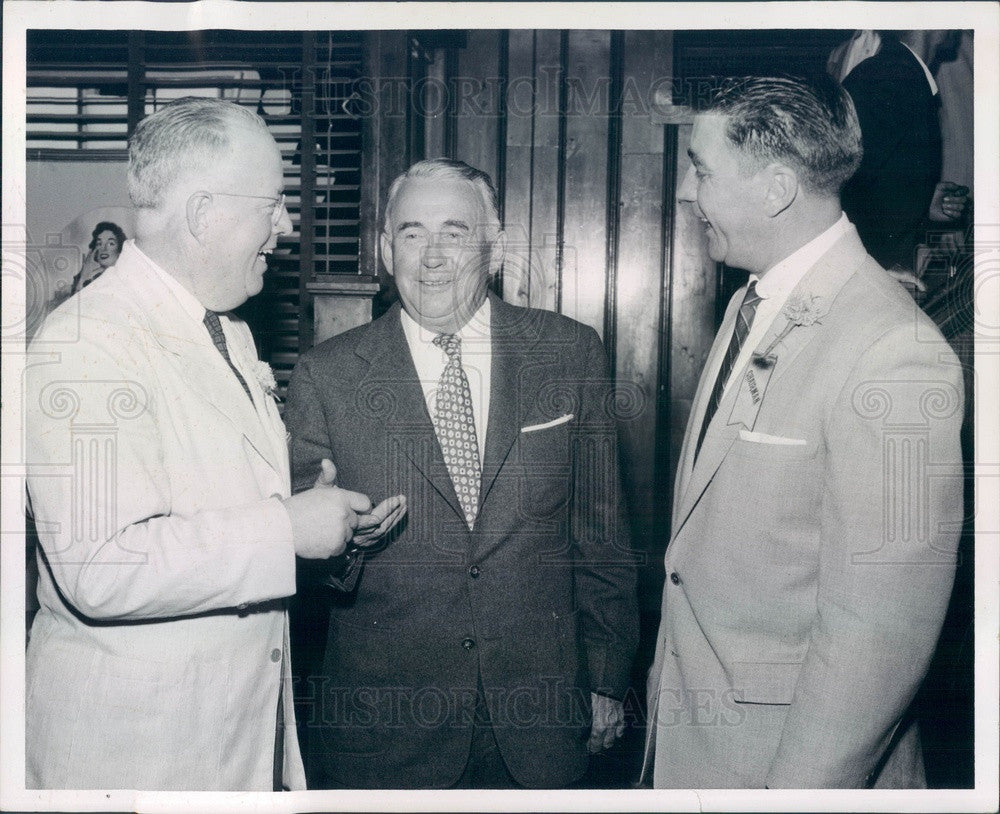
[{"left": 283, "top": 459, "right": 407, "bottom": 559}]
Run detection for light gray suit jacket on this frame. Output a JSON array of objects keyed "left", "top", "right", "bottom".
[
  {"left": 644, "top": 225, "right": 964, "bottom": 788},
  {"left": 25, "top": 242, "right": 305, "bottom": 790}
]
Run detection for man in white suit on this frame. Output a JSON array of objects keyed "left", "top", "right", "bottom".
[
  {"left": 25, "top": 97, "right": 402, "bottom": 790},
  {"left": 644, "top": 76, "right": 964, "bottom": 788}
]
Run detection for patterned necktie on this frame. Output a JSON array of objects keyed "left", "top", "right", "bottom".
[
  {"left": 203, "top": 310, "right": 254, "bottom": 403},
  {"left": 694, "top": 280, "right": 762, "bottom": 461},
  {"left": 432, "top": 333, "right": 481, "bottom": 529}
]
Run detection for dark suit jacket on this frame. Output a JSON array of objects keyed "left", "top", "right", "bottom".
[
  {"left": 842, "top": 37, "right": 942, "bottom": 270},
  {"left": 285, "top": 295, "right": 638, "bottom": 789}
]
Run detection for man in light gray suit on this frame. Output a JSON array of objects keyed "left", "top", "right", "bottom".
[
  {"left": 644, "top": 76, "right": 964, "bottom": 788},
  {"left": 25, "top": 97, "right": 402, "bottom": 790}
]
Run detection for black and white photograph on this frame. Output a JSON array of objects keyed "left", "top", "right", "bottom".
[{"left": 1, "top": 2, "right": 997, "bottom": 811}]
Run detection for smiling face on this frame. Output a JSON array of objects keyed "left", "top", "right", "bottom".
[
  {"left": 196, "top": 126, "right": 292, "bottom": 311},
  {"left": 381, "top": 176, "right": 503, "bottom": 334},
  {"left": 678, "top": 113, "right": 767, "bottom": 273},
  {"left": 93, "top": 230, "right": 121, "bottom": 269}
]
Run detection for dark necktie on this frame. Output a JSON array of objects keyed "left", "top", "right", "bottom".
[
  {"left": 432, "top": 333, "right": 481, "bottom": 529},
  {"left": 694, "top": 280, "right": 762, "bottom": 461},
  {"left": 203, "top": 310, "right": 254, "bottom": 403}
]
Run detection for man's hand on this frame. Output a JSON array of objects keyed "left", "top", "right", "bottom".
[
  {"left": 354, "top": 495, "right": 407, "bottom": 548},
  {"left": 281, "top": 459, "right": 372, "bottom": 559},
  {"left": 588, "top": 693, "right": 625, "bottom": 753},
  {"left": 928, "top": 181, "right": 969, "bottom": 223},
  {"left": 313, "top": 459, "right": 407, "bottom": 549}
]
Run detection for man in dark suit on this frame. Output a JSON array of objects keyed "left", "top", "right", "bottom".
[
  {"left": 285, "top": 158, "right": 638, "bottom": 789},
  {"left": 840, "top": 30, "right": 949, "bottom": 272}
]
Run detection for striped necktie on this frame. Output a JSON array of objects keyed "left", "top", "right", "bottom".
[
  {"left": 432, "top": 333, "right": 481, "bottom": 529},
  {"left": 694, "top": 280, "right": 761, "bottom": 461},
  {"left": 203, "top": 310, "right": 254, "bottom": 403}
]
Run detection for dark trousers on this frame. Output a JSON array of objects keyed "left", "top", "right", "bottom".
[
  {"left": 453, "top": 680, "right": 519, "bottom": 789},
  {"left": 305, "top": 674, "right": 521, "bottom": 789}
]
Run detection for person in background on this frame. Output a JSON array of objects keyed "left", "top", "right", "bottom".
[
  {"left": 73, "top": 220, "right": 127, "bottom": 292},
  {"left": 25, "top": 96, "right": 404, "bottom": 791},
  {"left": 286, "top": 158, "right": 638, "bottom": 789},
  {"left": 643, "top": 76, "right": 963, "bottom": 788},
  {"left": 837, "top": 30, "right": 969, "bottom": 293}
]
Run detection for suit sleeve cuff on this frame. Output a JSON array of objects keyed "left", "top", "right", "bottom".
[
  {"left": 587, "top": 642, "right": 632, "bottom": 700},
  {"left": 235, "top": 496, "right": 297, "bottom": 609}
]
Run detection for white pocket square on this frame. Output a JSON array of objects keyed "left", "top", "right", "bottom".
[
  {"left": 521, "top": 413, "right": 574, "bottom": 433},
  {"left": 738, "top": 429, "right": 807, "bottom": 446}
]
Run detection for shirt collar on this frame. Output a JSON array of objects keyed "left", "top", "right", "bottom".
[
  {"left": 901, "top": 41, "right": 939, "bottom": 95},
  {"left": 130, "top": 241, "right": 208, "bottom": 324},
  {"left": 400, "top": 296, "right": 492, "bottom": 347},
  {"left": 754, "top": 214, "right": 851, "bottom": 300}
]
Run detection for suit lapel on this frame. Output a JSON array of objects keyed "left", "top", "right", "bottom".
[
  {"left": 354, "top": 306, "right": 466, "bottom": 524},
  {"left": 671, "top": 287, "right": 745, "bottom": 526},
  {"left": 671, "top": 225, "right": 871, "bottom": 541},
  {"left": 114, "top": 248, "right": 284, "bottom": 478},
  {"left": 479, "top": 296, "right": 525, "bottom": 508}
]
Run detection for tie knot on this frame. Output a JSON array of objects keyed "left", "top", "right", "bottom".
[
  {"left": 743, "top": 280, "right": 762, "bottom": 309},
  {"left": 433, "top": 333, "right": 462, "bottom": 360}
]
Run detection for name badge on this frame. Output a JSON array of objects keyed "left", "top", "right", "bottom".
[{"left": 727, "top": 360, "right": 775, "bottom": 430}]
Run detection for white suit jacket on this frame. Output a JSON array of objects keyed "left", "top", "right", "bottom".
[
  {"left": 644, "top": 225, "right": 964, "bottom": 788},
  {"left": 25, "top": 241, "right": 305, "bottom": 790}
]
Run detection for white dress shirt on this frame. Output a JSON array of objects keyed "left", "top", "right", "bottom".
[
  {"left": 400, "top": 298, "right": 492, "bottom": 465},
  {"left": 717, "top": 214, "right": 852, "bottom": 402}
]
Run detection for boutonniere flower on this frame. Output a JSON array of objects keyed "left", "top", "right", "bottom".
[
  {"left": 253, "top": 360, "right": 281, "bottom": 402},
  {"left": 752, "top": 294, "right": 826, "bottom": 370}
]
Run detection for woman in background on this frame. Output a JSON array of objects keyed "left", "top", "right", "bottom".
[{"left": 73, "top": 221, "right": 127, "bottom": 292}]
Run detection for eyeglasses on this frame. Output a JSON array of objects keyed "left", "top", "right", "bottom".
[{"left": 206, "top": 191, "right": 286, "bottom": 225}]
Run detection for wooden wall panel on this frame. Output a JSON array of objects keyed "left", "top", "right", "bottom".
[
  {"left": 525, "top": 30, "right": 561, "bottom": 312},
  {"left": 453, "top": 29, "right": 502, "bottom": 187},
  {"left": 663, "top": 124, "right": 718, "bottom": 517},
  {"left": 560, "top": 30, "right": 611, "bottom": 336},
  {"left": 501, "top": 30, "right": 535, "bottom": 306},
  {"left": 501, "top": 30, "right": 561, "bottom": 311},
  {"left": 612, "top": 30, "right": 675, "bottom": 581},
  {"left": 359, "top": 31, "right": 409, "bottom": 282}
]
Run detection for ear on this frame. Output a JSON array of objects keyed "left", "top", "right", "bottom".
[
  {"left": 186, "top": 191, "right": 213, "bottom": 238},
  {"left": 379, "top": 231, "right": 394, "bottom": 277},
  {"left": 488, "top": 230, "right": 507, "bottom": 276},
  {"left": 762, "top": 163, "right": 798, "bottom": 217}
]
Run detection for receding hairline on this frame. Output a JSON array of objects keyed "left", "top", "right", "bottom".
[
  {"left": 127, "top": 99, "right": 278, "bottom": 208},
  {"left": 383, "top": 173, "right": 498, "bottom": 236}
]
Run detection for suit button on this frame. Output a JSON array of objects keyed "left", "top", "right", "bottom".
[
  {"left": 270, "top": 648, "right": 281, "bottom": 663},
  {"left": 462, "top": 637, "right": 476, "bottom": 650},
  {"left": 670, "top": 572, "right": 681, "bottom": 585},
  {"left": 469, "top": 565, "right": 480, "bottom": 578}
]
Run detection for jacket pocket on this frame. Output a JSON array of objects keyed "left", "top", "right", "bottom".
[
  {"left": 514, "top": 420, "right": 572, "bottom": 519},
  {"left": 729, "top": 660, "right": 802, "bottom": 705}
]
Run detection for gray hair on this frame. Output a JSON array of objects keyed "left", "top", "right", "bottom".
[
  {"left": 384, "top": 158, "right": 502, "bottom": 237},
  {"left": 127, "top": 96, "right": 270, "bottom": 209},
  {"left": 707, "top": 75, "right": 863, "bottom": 195}
]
